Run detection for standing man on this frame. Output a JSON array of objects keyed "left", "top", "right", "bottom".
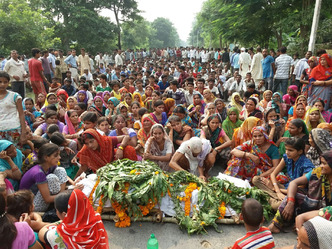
[
  {"left": 292, "top": 51, "right": 312, "bottom": 90},
  {"left": 250, "top": 47, "right": 264, "bottom": 86},
  {"left": 273, "top": 46, "right": 292, "bottom": 94},
  {"left": 222, "top": 48, "right": 230, "bottom": 67},
  {"left": 48, "top": 48, "right": 56, "bottom": 77},
  {"left": 40, "top": 50, "right": 52, "bottom": 92},
  {"left": 57, "top": 50, "right": 68, "bottom": 82},
  {"left": 28, "top": 48, "right": 49, "bottom": 102},
  {"left": 261, "top": 49, "right": 275, "bottom": 90},
  {"left": 64, "top": 49, "right": 78, "bottom": 83},
  {"left": 239, "top": 47, "right": 251, "bottom": 78},
  {"left": 115, "top": 49, "right": 123, "bottom": 67},
  {"left": 77, "top": 48, "right": 91, "bottom": 75},
  {"left": 0, "top": 55, "right": 7, "bottom": 70},
  {"left": 4, "top": 50, "right": 27, "bottom": 98}
]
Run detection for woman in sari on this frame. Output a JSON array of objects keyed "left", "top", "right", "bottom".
[
  {"left": 306, "top": 128, "right": 332, "bottom": 168},
  {"left": 66, "top": 96, "right": 77, "bottom": 110},
  {"left": 164, "top": 98, "right": 175, "bottom": 118},
  {"left": 201, "top": 114, "right": 232, "bottom": 161},
  {"left": 285, "top": 102, "right": 306, "bottom": 130},
  {"left": 225, "top": 126, "right": 280, "bottom": 182},
  {"left": 200, "top": 102, "right": 218, "bottom": 126},
  {"left": 39, "top": 189, "right": 109, "bottom": 248},
  {"left": 76, "top": 90, "right": 88, "bottom": 104},
  {"left": 132, "top": 92, "right": 145, "bottom": 107},
  {"left": 304, "top": 107, "right": 326, "bottom": 132},
  {"left": 228, "top": 92, "right": 245, "bottom": 113},
  {"left": 76, "top": 128, "right": 133, "bottom": 177},
  {"left": 41, "top": 93, "right": 58, "bottom": 113},
  {"left": 268, "top": 150, "right": 332, "bottom": 233},
  {"left": 188, "top": 93, "right": 206, "bottom": 126},
  {"left": 116, "top": 103, "right": 135, "bottom": 128},
  {"left": 308, "top": 53, "right": 332, "bottom": 110},
  {"left": 63, "top": 110, "right": 84, "bottom": 139},
  {"left": 102, "top": 91, "right": 111, "bottom": 104},
  {"left": 203, "top": 89, "right": 216, "bottom": 104},
  {"left": 144, "top": 124, "right": 174, "bottom": 172},
  {"left": 232, "top": 116, "right": 261, "bottom": 147},
  {"left": 143, "top": 85, "right": 153, "bottom": 103},
  {"left": 215, "top": 98, "right": 227, "bottom": 122},
  {"left": 283, "top": 85, "right": 298, "bottom": 113},
  {"left": 222, "top": 107, "right": 243, "bottom": 140},
  {"left": 167, "top": 115, "right": 194, "bottom": 151},
  {"left": 264, "top": 108, "right": 285, "bottom": 144},
  {"left": 300, "top": 56, "right": 318, "bottom": 97},
  {"left": 136, "top": 114, "right": 155, "bottom": 155},
  {"left": 288, "top": 95, "right": 309, "bottom": 118},
  {"left": 260, "top": 90, "right": 273, "bottom": 110},
  {"left": 23, "top": 98, "right": 42, "bottom": 131},
  {"left": 105, "top": 97, "right": 120, "bottom": 118},
  {"left": 314, "top": 99, "right": 332, "bottom": 123},
  {"left": 317, "top": 123, "right": 332, "bottom": 135},
  {"left": 168, "top": 105, "right": 200, "bottom": 136},
  {"left": 267, "top": 92, "right": 287, "bottom": 119},
  {"left": 240, "top": 97, "right": 263, "bottom": 120},
  {"left": 92, "top": 96, "right": 106, "bottom": 116}
]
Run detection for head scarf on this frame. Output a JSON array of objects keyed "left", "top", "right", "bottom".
[
  {"left": 64, "top": 111, "right": 83, "bottom": 135},
  {"left": 88, "top": 105, "right": 103, "bottom": 117},
  {"left": 66, "top": 96, "right": 77, "bottom": 110},
  {"left": 57, "top": 189, "right": 109, "bottom": 249},
  {"left": 204, "top": 102, "right": 217, "bottom": 115},
  {"left": 295, "top": 95, "right": 307, "bottom": 105},
  {"left": 311, "top": 128, "right": 332, "bottom": 155},
  {"left": 317, "top": 123, "right": 332, "bottom": 134},
  {"left": 203, "top": 89, "right": 216, "bottom": 103},
  {"left": 108, "top": 97, "right": 120, "bottom": 108},
  {"left": 230, "top": 92, "right": 244, "bottom": 113},
  {"left": 144, "top": 85, "right": 154, "bottom": 97},
  {"left": 271, "top": 92, "right": 283, "bottom": 113},
  {"left": 77, "top": 90, "right": 88, "bottom": 104},
  {"left": 283, "top": 85, "right": 298, "bottom": 106},
  {"left": 305, "top": 107, "right": 326, "bottom": 132},
  {"left": 137, "top": 114, "right": 156, "bottom": 146},
  {"left": 77, "top": 129, "right": 115, "bottom": 172},
  {"left": 251, "top": 126, "right": 276, "bottom": 146},
  {"left": 260, "top": 90, "right": 273, "bottom": 109},
  {"left": 303, "top": 216, "right": 332, "bottom": 249},
  {"left": 164, "top": 98, "right": 175, "bottom": 116},
  {"left": 286, "top": 103, "right": 306, "bottom": 130},
  {"left": 57, "top": 89, "right": 69, "bottom": 103},
  {"left": 307, "top": 56, "right": 318, "bottom": 67},
  {"left": 132, "top": 92, "right": 144, "bottom": 107},
  {"left": 204, "top": 114, "right": 223, "bottom": 147},
  {"left": 309, "top": 54, "right": 332, "bottom": 81},
  {"left": 322, "top": 150, "right": 332, "bottom": 168},
  {"left": 93, "top": 95, "right": 107, "bottom": 107},
  {"left": 41, "top": 93, "right": 57, "bottom": 110},
  {"left": 102, "top": 91, "right": 111, "bottom": 101},
  {"left": 192, "top": 93, "right": 206, "bottom": 114},
  {"left": 233, "top": 117, "right": 261, "bottom": 147},
  {"left": 222, "top": 107, "right": 243, "bottom": 139}
]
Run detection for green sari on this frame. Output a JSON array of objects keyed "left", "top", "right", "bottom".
[{"left": 222, "top": 107, "right": 243, "bottom": 139}]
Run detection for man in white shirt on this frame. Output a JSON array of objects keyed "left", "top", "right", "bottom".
[
  {"left": 273, "top": 46, "right": 292, "bottom": 94},
  {"left": 115, "top": 49, "right": 123, "bottom": 67},
  {"left": 292, "top": 51, "right": 312, "bottom": 89},
  {"left": 250, "top": 47, "right": 264, "bottom": 85},
  {"left": 239, "top": 47, "right": 251, "bottom": 78},
  {"left": 77, "top": 48, "right": 91, "bottom": 75},
  {"left": 4, "top": 50, "right": 27, "bottom": 98},
  {"left": 228, "top": 74, "right": 247, "bottom": 97}
]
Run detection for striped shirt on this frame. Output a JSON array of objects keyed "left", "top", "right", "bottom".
[
  {"left": 231, "top": 227, "right": 275, "bottom": 249},
  {"left": 275, "top": 54, "right": 292, "bottom": 79}
]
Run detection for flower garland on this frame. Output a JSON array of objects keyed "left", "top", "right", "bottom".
[
  {"left": 112, "top": 201, "right": 131, "bottom": 227},
  {"left": 88, "top": 177, "right": 100, "bottom": 205},
  {"left": 139, "top": 198, "right": 157, "bottom": 216},
  {"left": 96, "top": 194, "right": 104, "bottom": 214},
  {"left": 218, "top": 202, "right": 226, "bottom": 219},
  {"left": 178, "top": 182, "right": 198, "bottom": 216}
]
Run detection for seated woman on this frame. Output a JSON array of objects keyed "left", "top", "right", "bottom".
[
  {"left": 268, "top": 150, "right": 332, "bottom": 233},
  {"left": 132, "top": 92, "right": 145, "bottom": 107},
  {"left": 227, "top": 92, "right": 245, "bottom": 113},
  {"left": 240, "top": 97, "right": 263, "bottom": 120},
  {"left": 188, "top": 93, "right": 206, "bottom": 126},
  {"left": 63, "top": 110, "right": 84, "bottom": 139},
  {"left": 40, "top": 93, "right": 58, "bottom": 114},
  {"left": 283, "top": 85, "right": 298, "bottom": 113},
  {"left": 0, "top": 140, "right": 23, "bottom": 191},
  {"left": 92, "top": 96, "right": 106, "bottom": 116},
  {"left": 116, "top": 103, "right": 135, "bottom": 128},
  {"left": 34, "top": 110, "right": 65, "bottom": 136},
  {"left": 66, "top": 96, "right": 77, "bottom": 111},
  {"left": 105, "top": 97, "right": 120, "bottom": 119},
  {"left": 252, "top": 137, "right": 314, "bottom": 210},
  {"left": 279, "top": 119, "right": 310, "bottom": 156},
  {"left": 164, "top": 98, "right": 176, "bottom": 118},
  {"left": 74, "top": 102, "right": 88, "bottom": 119},
  {"left": 232, "top": 117, "right": 261, "bottom": 147},
  {"left": 76, "top": 128, "right": 134, "bottom": 177},
  {"left": 23, "top": 98, "right": 42, "bottom": 131},
  {"left": 225, "top": 126, "right": 280, "bottom": 182},
  {"left": 314, "top": 99, "right": 332, "bottom": 123},
  {"left": 200, "top": 102, "right": 218, "bottom": 126},
  {"left": 285, "top": 102, "right": 306, "bottom": 130},
  {"left": 260, "top": 90, "right": 273, "bottom": 110},
  {"left": 150, "top": 100, "right": 167, "bottom": 126},
  {"left": 38, "top": 189, "right": 108, "bottom": 248},
  {"left": 146, "top": 90, "right": 160, "bottom": 113},
  {"left": 131, "top": 101, "right": 141, "bottom": 124},
  {"left": 169, "top": 137, "right": 216, "bottom": 182},
  {"left": 203, "top": 89, "right": 216, "bottom": 104},
  {"left": 305, "top": 107, "right": 326, "bottom": 132},
  {"left": 167, "top": 116, "right": 194, "bottom": 150},
  {"left": 144, "top": 124, "right": 174, "bottom": 172},
  {"left": 35, "top": 93, "right": 46, "bottom": 112},
  {"left": 306, "top": 128, "right": 332, "bottom": 168},
  {"left": 19, "top": 143, "right": 68, "bottom": 212},
  {"left": 214, "top": 98, "right": 227, "bottom": 122},
  {"left": 264, "top": 108, "right": 285, "bottom": 144},
  {"left": 317, "top": 123, "right": 332, "bottom": 135},
  {"left": 267, "top": 92, "right": 287, "bottom": 120},
  {"left": 169, "top": 105, "right": 200, "bottom": 136},
  {"left": 110, "top": 114, "right": 137, "bottom": 148},
  {"left": 288, "top": 95, "right": 310, "bottom": 118},
  {"left": 136, "top": 114, "right": 155, "bottom": 156},
  {"left": 222, "top": 107, "right": 243, "bottom": 140},
  {"left": 201, "top": 114, "right": 232, "bottom": 162},
  {"left": 0, "top": 191, "right": 42, "bottom": 249}
]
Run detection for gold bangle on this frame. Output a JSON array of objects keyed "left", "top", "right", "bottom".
[{"left": 118, "top": 146, "right": 124, "bottom": 151}]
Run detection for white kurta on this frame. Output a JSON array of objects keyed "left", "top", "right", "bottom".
[
  {"left": 250, "top": 52, "right": 264, "bottom": 82},
  {"left": 239, "top": 52, "right": 251, "bottom": 78}
]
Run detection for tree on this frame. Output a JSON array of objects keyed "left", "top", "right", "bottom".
[
  {"left": 122, "top": 19, "right": 150, "bottom": 49},
  {"left": 0, "top": 0, "right": 59, "bottom": 55},
  {"left": 102, "top": 0, "right": 141, "bottom": 49},
  {"left": 150, "top": 18, "right": 180, "bottom": 48}
]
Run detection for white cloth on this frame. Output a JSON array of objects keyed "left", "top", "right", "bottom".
[
  {"left": 229, "top": 80, "right": 247, "bottom": 93},
  {"left": 275, "top": 54, "right": 293, "bottom": 79},
  {"left": 239, "top": 52, "right": 251, "bottom": 78},
  {"left": 4, "top": 58, "right": 26, "bottom": 82},
  {"left": 250, "top": 52, "right": 264, "bottom": 81},
  {"left": 0, "top": 91, "right": 21, "bottom": 131},
  {"left": 77, "top": 54, "right": 91, "bottom": 73},
  {"left": 293, "top": 58, "right": 309, "bottom": 80},
  {"left": 115, "top": 54, "right": 123, "bottom": 67}
]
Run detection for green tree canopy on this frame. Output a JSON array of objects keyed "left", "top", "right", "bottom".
[{"left": 150, "top": 17, "right": 180, "bottom": 48}]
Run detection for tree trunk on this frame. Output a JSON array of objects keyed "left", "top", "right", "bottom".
[
  {"left": 275, "top": 29, "right": 282, "bottom": 48},
  {"left": 113, "top": 7, "right": 121, "bottom": 50}
]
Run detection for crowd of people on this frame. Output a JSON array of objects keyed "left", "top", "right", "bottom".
[{"left": 0, "top": 45, "right": 332, "bottom": 248}]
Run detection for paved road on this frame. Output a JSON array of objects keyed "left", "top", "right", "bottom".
[{"left": 105, "top": 221, "right": 296, "bottom": 248}]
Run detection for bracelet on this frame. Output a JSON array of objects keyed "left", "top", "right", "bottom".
[
  {"left": 273, "top": 183, "right": 278, "bottom": 186},
  {"left": 118, "top": 146, "right": 124, "bottom": 151},
  {"left": 287, "top": 197, "right": 295, "bottom": 203},
  {"left": 12, "top": 167, "right": 19, "bottom": 172}
]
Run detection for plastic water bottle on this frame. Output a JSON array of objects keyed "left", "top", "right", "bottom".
[{"left": 147, "top": 233, "right": 159, "bottom": 249}]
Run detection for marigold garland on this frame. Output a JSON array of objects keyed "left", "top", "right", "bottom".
[
  {"left": 218, "top": 202, "right": 226, "bottom": 219},
  {"left": 139, "top": 198, "right": 157, "bottom": 216},
  {"left": 112, "top": 201, "right": 131, "bottom": 227},
  {"left": 96, "top": 194, "right": 104, "bottom": 214},
  {"left": 179, "top": 182, "right": 198, "bottom": 216},
  {"left": 88, "top": 177, "right": 100, "bottom": 205}
]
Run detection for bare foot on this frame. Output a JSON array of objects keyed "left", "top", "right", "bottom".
[{"left": 268, "top": 223, "right": 281, "bottom": 234}]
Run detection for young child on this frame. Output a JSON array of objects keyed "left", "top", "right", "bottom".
[
  {"left": 23, "top": 98, "right": 42, "bottom": 131},
  {"left": 134, "top": 107, "right": 148, "bottom": 132},
  {"left": 253, "top": 137, "right": 314, "bottom": 210},
  {"left": 49, "top": 77, "right": 61, "bottom": 94},
  {"left": 110, "top": 80, "right": 121, "bottom": 100},
  {"left": 61, "top": 78, "right": 76, "bottom": 96},
  {"left": 229, "top": 199, "right": 275, "bottom": 249},
  {"left": 23, "top": 138, "right": 48, "bottom": 173},
  {"left": 42, "top": 123, "right": 59, "bottom": 140},
  {"left": 55, "top": 59, "right": 62, "bottom": 81},
  {"left": 97, "top": 116, "right": 111, "bottom": 136},
  {"left": 150, "top": 100, "right": 167, "bottom": 126},
  {"left": 0, "top": 71, "right": 27, "bottom": 145},
  {"left": 167, "top": 115, "right": 193, "bottom": 150}
]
